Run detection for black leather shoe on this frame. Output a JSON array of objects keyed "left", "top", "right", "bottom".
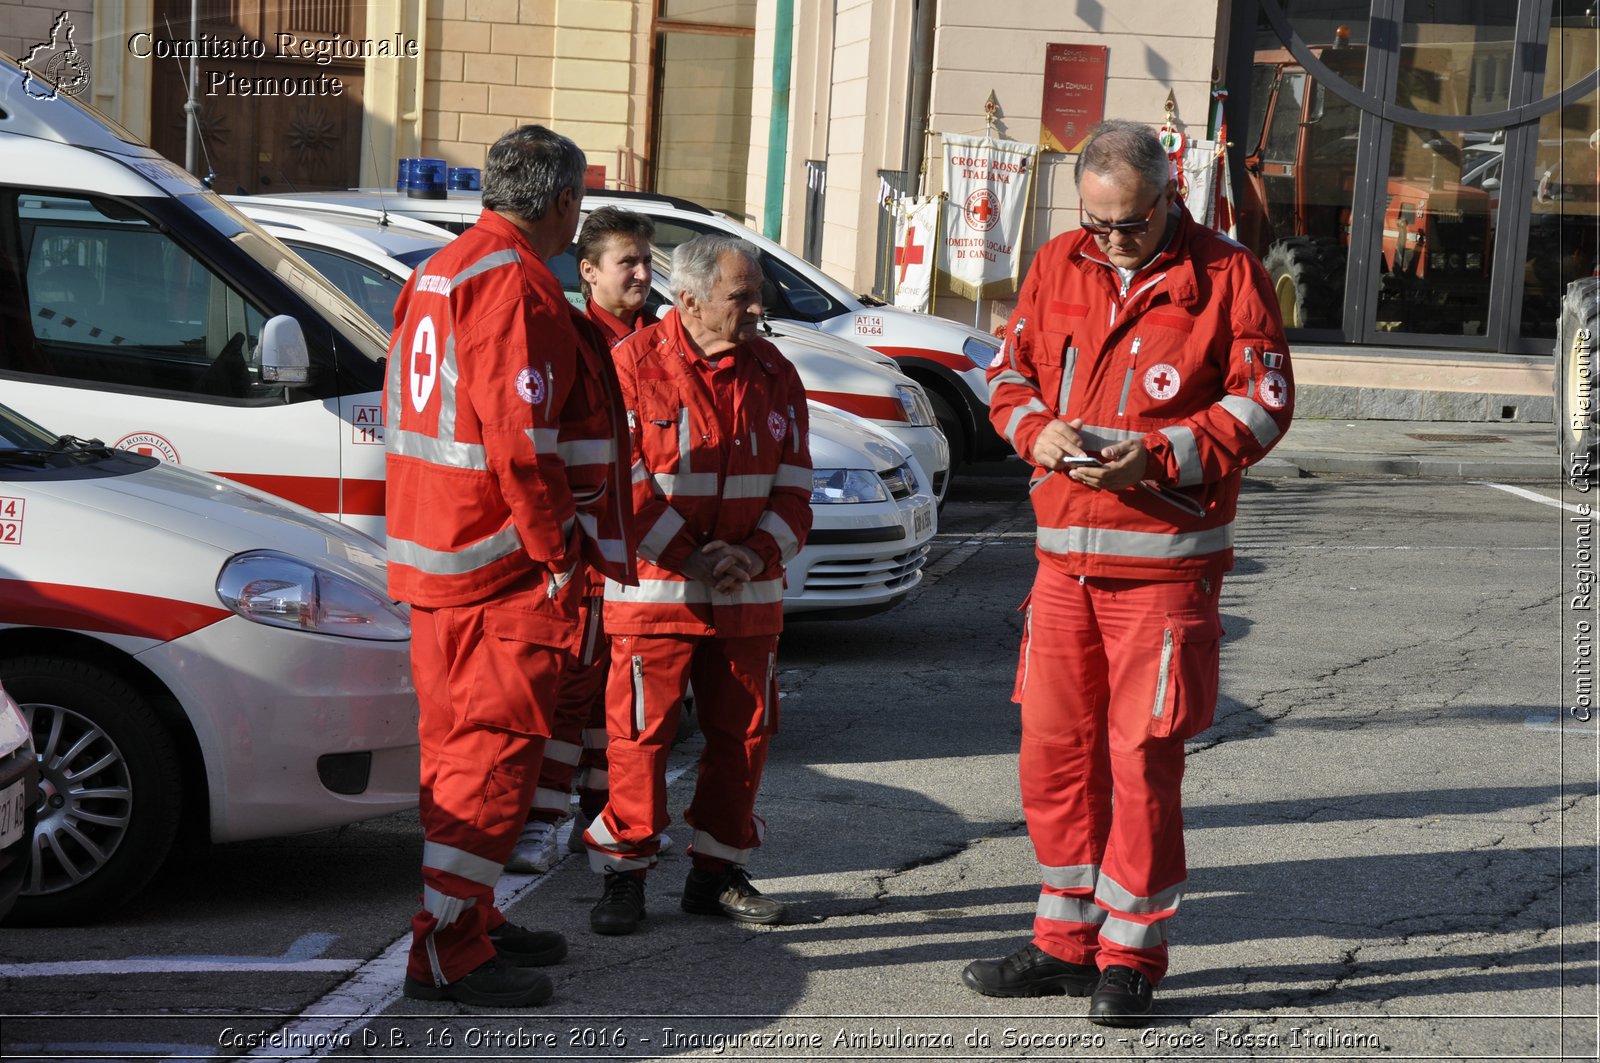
[
  {"left": 403, "top": 955, "right": 553, "bottom": 1008},
  {"left": 1087, "top": 965, "right": 1154, "bottom": 1027},
  {"left": 681, "top": 865, "right": 786, "bottom": 925},
  {"left": 591, "top": 872, "right": 646, "bottom": 935},
  {"left": 961, "top": 943, "right": 1099, "bottom": 998},
  {"left": 487, "top": 921, "right": 567, "bottom": 966}
]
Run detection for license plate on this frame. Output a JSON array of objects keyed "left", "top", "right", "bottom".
[
  {"left": 910, "top": 501, "right": 933, "bottom": 539},
  {"left": 0, "top": 778, "right": 24, "bottom": 849}
]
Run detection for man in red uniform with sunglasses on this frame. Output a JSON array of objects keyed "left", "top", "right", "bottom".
[{"left": 964, "top": 119, "right": 1294, "bottom": 1026}]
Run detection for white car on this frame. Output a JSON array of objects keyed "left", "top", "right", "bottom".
[
  {"left": 0, "top": 401, "right": 417, "bottom": 924},
  {"left": 249, "top": 187, "right": 1010, "bottom": 466},
  {"left": 232, "top": 200, "right": 941, "bottom": 616}
]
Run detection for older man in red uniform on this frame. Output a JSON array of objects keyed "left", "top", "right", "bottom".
[
  {"left": 964, "top": 120, "right": 1293, "bottom": 1026},
  {"left": 385, "top": 126, "right": 634, "bottom": 1008},
  {"left": 582, "top": 233, "right": 812, "bottom": 935}
]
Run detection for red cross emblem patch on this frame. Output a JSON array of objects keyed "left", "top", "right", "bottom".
[
  {"left": 1144, "top": 363, "right": 1181, "bottom": 401},
  {"left": 1261, "top": 370, "right": 1289, "bottom": 409}
]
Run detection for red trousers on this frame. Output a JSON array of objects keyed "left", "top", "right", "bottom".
[
  {"left": 407, "top": 588, "right": 564, "bottom": 986},
  {"left": 584, "top": 632, "right": 779, "bottom": 872},
  {"left": 528, "top": 593, "right": 609, "bottom": 824},
  {"left": 1017, "top": 563, "right": 1222, "bottom": 985}
]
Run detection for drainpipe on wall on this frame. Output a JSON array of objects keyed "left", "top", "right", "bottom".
[
  {"left": 902, "top": 0, "right": 936, "bottom": 196},
  {"left": 763, "top": 0, "right": 795, "bottom": 241}
]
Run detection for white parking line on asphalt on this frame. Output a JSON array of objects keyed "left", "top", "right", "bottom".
[
  {"left": 246, "top": 763, "right": 695, "bottom": 1060},
  {"left": 1473, "top": 481, "right": 1590, "bottom": 514},
  {"left": 0, "top": 933, "right": 358, "bottom": 977},
  {"left": 1523, "top": 716, "right": 1600, "bottom": 736}
]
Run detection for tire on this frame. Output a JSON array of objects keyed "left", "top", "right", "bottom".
[
  {"left": 1262, "top": 237, "right": 1345, "bottom": 329},
  {"left": 3, "top": 657, "right": 184, "bottom": 925},
  {"left": 1555, "top": 277, "right": 1599, "bottom": 489},
  {"left": 928, "top": 388, "right": 965, "bottom": 467}
]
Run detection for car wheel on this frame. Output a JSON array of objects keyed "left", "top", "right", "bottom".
[
  {"left": 4, "top": 656, "right": 183, "bottom": 925},
  {"left": 1556, "top": 277, "right": 1599, "bottom": 490}
]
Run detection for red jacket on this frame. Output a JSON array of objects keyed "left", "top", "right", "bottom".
[
  {"left": 987, "top": 206, "right": 1293, "bottom": 580},
  {"left": 384, "top": 211, "right": 635, "bottom": 640},
  {"left": 603, "top": 309, "right": 813, "bottom": 638}
]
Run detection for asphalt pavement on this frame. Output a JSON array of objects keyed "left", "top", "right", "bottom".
[{"left": 1248, "top": 417, "right": 1558, "bottom": 481}]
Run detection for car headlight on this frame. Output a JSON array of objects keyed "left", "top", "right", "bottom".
[
  {"left": 811, "top": 469, "right": 889, "bottom": 503},
  {"left": 894, "top": 384, "right": 936, "bottom": 427},
  {"left": 0, "top": 683, "right": 30, "bottom": 759},
  {"left": 963, "top": 336, "right": 999, "bottom": 368},
  {"left": 217, "top": 551, "right": 411, "bottom": 641}
]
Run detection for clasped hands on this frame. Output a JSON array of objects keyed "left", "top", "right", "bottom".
[
  {"left": 681, "top": 540, "right": 765, "bottom": 594},
  {"left": 1032, "top": 417, "right": 1148, "bottom": 491}
]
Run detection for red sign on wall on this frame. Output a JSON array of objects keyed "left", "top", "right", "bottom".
[
  {"left": 1040, "top": 44, "right": 1109, "bottom": 154},
  {"left": 584, "top": 164, "right": 607, "bottom": 189}
]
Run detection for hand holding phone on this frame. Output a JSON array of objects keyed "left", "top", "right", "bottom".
[{"left": 1063, "top": 452, "right": 1103, "bottom": 466}]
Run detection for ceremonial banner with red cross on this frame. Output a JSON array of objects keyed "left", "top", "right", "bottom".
[
  {"left": 890, "top": 195, "right": 940, "bottom": 312},
  {"left": 939, "top": 133, "right": 1038, "bottom": 300}
]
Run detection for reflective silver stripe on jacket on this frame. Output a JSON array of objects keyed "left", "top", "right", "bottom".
[
  {"left": 423, "top": 839, "right": 503, "bottom": 887},
  {"left": 775, "top": 463, "right": 811, "bottom": 490},
  {"left": 1037, "top": 892, "right": 1106, "bottom": 925},
  {"left": 558, "top": 437, "right": 617, "bottom": 466},
  {"left": 1096, "top": 872, "right": 1185, "bottom": 915},
  {"left": 387, "top": 428, "right": 489, "bottom": 469},
  {"left": 436, "top": 249, "right": 521, "bottom": 441},
  {"left": 1100, "top": 915, "right": 1168, "bottom": 950},
  {"left": 1041, "top": 862, "right": 1100, "bottom": 891},
  {"left": 1078, "top": 424, "right": 1145, "bottom": 452},
  {"left": 757, "top": 510, "right": 801, "bottom": 562},
  {"left": 690, "top": 828, "right": 756, "bottom": 864},
  {"left": 637, "top": 508, "right": 686, "bottom": 563},
  {"left": 723, "top": 473, "right": 776, "bottom": 499},
  {"left": 526, "top": 426, "right": 560, "bottom": 453},
  {"left": 1220, "top": 394, "right": 1281, "bottom": 447},
  {"left": 1036, "top": 522, "right": 1233, "bottom": 559},
  {"left": 1005, "top": 398, "right": 1050, "bottom": 445},
  {"left": 421, "top": 885, "right": 476, "bottom": 929},
  {"left": 1158, "top": 425, "right": 1203, "bottom": 487},
  {"left": 988, "top": 369, "right": 1037, "bottom": 399},
  {"left": 650, "top": 472, "right": 720, "bottom": 497},
  {"left": 1058, "top": 346, "right": 1078, "bottom": 414},
  {"left": 631, "top": 460, "right": 651, "bottom": 484},
  {"left": 605, "top": 575, "right": 784, "bottom": 606},
  {"left": 389, "top": 521, "right": 525, "bottom": 575}
]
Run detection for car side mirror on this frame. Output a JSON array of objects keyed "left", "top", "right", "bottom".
[{"left": 257, "top": 315, "right": 310, "bottom": 384}]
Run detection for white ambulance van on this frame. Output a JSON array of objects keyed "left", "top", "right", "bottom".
[{"left": 0, "top": 56, "right": 393, "bottom": 539}]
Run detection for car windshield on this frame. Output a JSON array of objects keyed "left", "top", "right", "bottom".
[{"left": 0, "top": 403, "right": 58, "bottom": 449}]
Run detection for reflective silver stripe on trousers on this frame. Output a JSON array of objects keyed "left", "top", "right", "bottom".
[
  {"left": 526, "top": 426, "right": 560, "bottom": 453},
  {"left": 637, "top": 507, "right": 686, "bottom": 563},
  {"left": 545, "top": 739, "right": 582, "bottom": 765},
  {"left": 757, "top": 510, "right": 800, "bottom": 562},
  {"left": 387, "top": 427, "right": 489, "bottom": 469},
  {"left": 389, "top": 520, "right": 525, "bottom": 575},
  {"left": 1005, "top": 398, "right": 1049, "bottom": 445},
  {"left": 650, "top": 471, "right": 720, "bottom": 496},
  {"left": 691, "top": 828, "right": 754, "bottom": 864},
  {"left": 422, "top": 885, "right": 477, "bottom": 930},
  {"left": 1041, "top": 862, "right": 1100, "bottom": 891},
  {"left": 585, "top": 766, "right": 609, "bottom": 788},
  {"left": 775, "top": 463, "right": 812, "bottom": 490},
  {"left": 531, "top": 786, "right": 571, "bottom": 813},
  {"left": 584, "top": 810, "right": 654, "bottom": 874},
  {"left": 723, "top": 473, "right": 777, "bottom": 499},
  {"left": 1058, "top": 346, "right": 1078, "bottom": 413},
  {"left": 423, "top": 839, "right": 503, "bottom": 887},
  {"left": 558, "top": 437, "right": 617, "bottom": 465},
  {"left": 1096, "top": 872, "right": 1185, "bottom": 915},
  {"left": 1158, "top": 425, "right": 1203, "bottom": 487},
  {"left": 631, "top": 655, "right": 645, "bottom": 732},
  {"left": 1079, "top": 424, "right": 1145, "bottom": 451},
  {"left": 582, "top": 727, "right": 608, "bottom": 749},
  {"left": 1037, "top": 892, "right": 1106, "bottom": 924},
  {"left": 1220, "top": 394, "right": 1281, "bottom": 447},
  {"left": 1036, "top": 522, "right": 1233, "bottom": 559},
  {"left": 1100, "top": 915, "right": 1168, "bottom": 950}
]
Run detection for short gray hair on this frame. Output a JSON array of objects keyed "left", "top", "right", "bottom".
[
  {"left": 671, "top": 234, "right": 762, "bottom": 304},
  {"left": 481, "top": 125, "right": 586, "bottom": 221},
  {"left": 1074, "top": 119, "right": 1172, "bottom": 194}
]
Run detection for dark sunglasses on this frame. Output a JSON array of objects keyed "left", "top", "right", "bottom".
[{"left": 1078, "top": 192, "right": 1165, "bottom": 236}]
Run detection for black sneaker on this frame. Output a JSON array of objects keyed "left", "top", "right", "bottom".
[
  {"left": 402, "top": 954, "right": 554, "bottom": 1008},
  {"left": 681, "top": 865, "right": 786, "bottom": 925},
  {"left": 1087, "top": 965, "right": 1154, "bottom": 1027},
  {"left": 487, "top": 922, "right": 567, "bottom": 966},
  {"left": 591, "top": 872, "right": 647, "bottom": 935},
  {"left": 961, "top": 943, "right": 1099, "bottom": 998}
]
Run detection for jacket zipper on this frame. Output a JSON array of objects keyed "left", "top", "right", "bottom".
[{"left": 544, "top": 360, "right": 555, "bottom": 419}]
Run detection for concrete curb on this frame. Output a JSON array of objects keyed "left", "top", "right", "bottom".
[{"left": 1256, "top": 453, "right": 1559, "bottom": 481}]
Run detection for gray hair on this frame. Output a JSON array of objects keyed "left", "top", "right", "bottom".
[
  {"left": 670, "top": 234, "right": 762, "bottom": 304},
  {"left": 481, "top": 125, "right": 587, "bottom": 221},
  {"left": 1074, "top": 119, "right": 1172, "bottom": 193}
]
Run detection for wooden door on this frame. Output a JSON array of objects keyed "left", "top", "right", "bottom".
[{"left": 149, "top": 0, "right": 366, "bottom": 194}]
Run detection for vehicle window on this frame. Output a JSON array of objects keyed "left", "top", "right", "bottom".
[
  {"left": 9, "top": 193, "right": 276, "bottom": 402},
  {"left": 287, "top": 243, "right": 404, "bottom": 328},
  {"left": 759, "top": 252, "right": 846, "bottom": 321},
  {"left": 1263, "top": 71, "right": 1307, "bottom": 165}
]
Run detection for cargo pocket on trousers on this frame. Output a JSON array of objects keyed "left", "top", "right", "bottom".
[
  {"left": 472, "top": 605, "right": 564, "bottom": 735},
  {"left": 1012, "top": 593, "right": 1034, "bottom": 704},
  {"left": 1148, "top": 611, "right": 1223, "bottom": 740}
]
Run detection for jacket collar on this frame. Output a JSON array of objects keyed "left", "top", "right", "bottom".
[
  {"left": 477, "top": 209, "right": 543, "bottom": 260},
  {"left": 656, "top": 308, "right": 782, "bottom": 375},
  {"left": 1070, "top": 202, "right": 1202, "bottom": 309}
]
